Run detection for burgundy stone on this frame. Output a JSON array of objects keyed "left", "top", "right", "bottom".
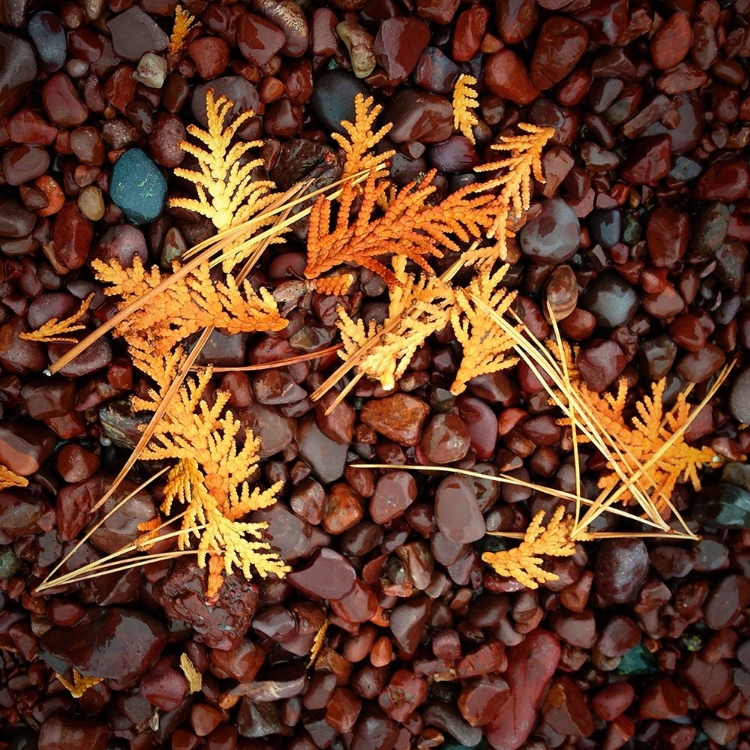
[
  {"left": 373, "top": 18, "right": 430, "bottom": 82},
  {"left": 530, "top": 17, "right": 588, "bottom": 90},
  {"left": 484, "top": 49, "right": 540, "bottom": 105}
]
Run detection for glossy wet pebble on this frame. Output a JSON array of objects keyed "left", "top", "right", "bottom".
[{"left": 519, "top": 197, "right": 580, "bottom": 264}]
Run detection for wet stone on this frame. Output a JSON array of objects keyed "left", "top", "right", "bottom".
[
  {"left": 414, "top": 46, "right": 460, "bottom": 94},
  {"left": 650, "top": 12, "right": 691, "bottom": 70},
  {"left": 595, "top": 539, "right": 649, "bottom": 604},
  {"left": 378, "top": 670, "right": 428, "bottom": 722},
  {"left": 238, "top": 12, "right": 286, "bottom": 66},
  {"left": 297, "top": 414, "right": 348, "bottom": 484},
  {"left": 41, "top": 73, "right": 88, "bottom": 127},
  {"left": 621, "top": 134, "right": 672, "bottom": 185},
  {"left": 287, "top": 548, "right": 356, "bottom": 600},
  {"left": 27, "top": 12, "right": 66, "bottom": 74},
  {"left": 0, "top": 32, "right": 38, "bottom": 117},
  {"left": 486, "top": 630, "right": 561, "bottom": 750},
  {"left": 20, "top": 377, "right": 75, "bottom": 419},
  {"left": 542, "top": 676, "right": 595, "bottom": 738},
  {"left": 370, "top": 471, "right": 417, "bottom": 524},
  {"left": 577, "top": 340, "right": 626, "bottom": 392},
  {"left": 519, "top": 197, "right": 580, "bottom": 265},
  {"left": 383, "top": 90, "right": 453, "bottom": 144},
  {"left": 639, "top": 678, "right": 689, "bottom": 719},
  {"left": 435, "top": 474, "right": 486, "bottom": 544},
  {"left": 0, "top": 488, "right": 51, "bottom": 537},
  {"left": 141, "top": 657, "right": 190, "bottom": 711},
  {"left": 484, "top": 49, "right": 539, "bottom": 105},
  {"left": 360, "top": 393, "right": 429, "bottom": 446},
  {"left": 390, "top": 596, "right": 430, "bottom": 654},
  {"left": 310, "top": 70, "right": 369, "bottom": 134},
  {"left": 421, "top": 412, "right": 471, "bottom": 464},
  {"left": 0, "top": 422, "right": 56, "bottom": 476},
  {"left": 530, "top": 17, "right": 588, "bottom": 90},
  {"left": 154, "top": 558, "right": 258, "bottom": 650},
  {"left": 38, "top": 716, "right": 108, "bottom": 750},
  {"left": 589, "top": 209, "right": 620, "bottom": 248},
  {"left": 459, "top": 674, "right": 510, "bottom": 727},
  {"left": 40, "top": 608, "right": 166, "bottom": 688},
  {"left": 704, "top": 575, "right": 750, "bottom": 630},
  {"left": 695, "top": 158, "right": 750, "bottom": 202},
  {"left": 582, "top": 271, "right": 640, "bottom": 327},
  {"left": 647, "top": 207, "right": 689, "bottom": 267},
  {"left": 192, "top": 77, "right": 259, "bottom": 129},
  {"left": 373, "top": 18, "right": 430, "bottom": 83},
  {"left": 107, "top": 7, "right": 169, "bottom": 62},
  {"left": 110, "top": 149, "right": 167, "bottom": 225}
]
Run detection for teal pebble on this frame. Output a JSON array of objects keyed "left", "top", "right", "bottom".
[
  {"left": 616, "top": 643, "right": 658, "bottom": 675},
  {"left": 110, "top": 148, "right": 167, "bottom": 225}
]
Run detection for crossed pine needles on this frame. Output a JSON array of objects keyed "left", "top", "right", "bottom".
[{"left": 29, "top": 84, "right": 734, "bottom": 599}]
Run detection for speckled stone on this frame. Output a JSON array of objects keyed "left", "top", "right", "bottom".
[{"left": 110, "top": 149, "right": 167, "bottom": 225}]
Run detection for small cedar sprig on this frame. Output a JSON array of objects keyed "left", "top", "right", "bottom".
[
  {"left": 482, "top": 506, "right": 588, "bottom": 589},
  {"left": 335, "top": 256, "right": 454, "bottom": 391},
  {"left": 132, "top": 349, "right": 288, "bottom": 599},
  {"left": 450, "top": 265, "right": 519, "bottom": 395},
  {"left": 56, "top": 670, "right": 103, "bottom": 698},
  {"left": 19, "top": 293, "right": 94, "bottom": 343},
  {"left": 452, "top": 74, "right": 479, "bottom": 144},
  {"left": 92, "top": 256, "right": 286, "bottom": 356},
  {"left": 170, "top": 90, "right": 281, "bottom": 270},
  {"left": 168, "top": 5, "right": 199, "bottom": 59},
  {"left": 0, "top": 465, "right": 28, "bottom": 490}
]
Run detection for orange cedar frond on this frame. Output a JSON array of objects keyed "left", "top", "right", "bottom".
[
  {"left": 180, "top": 653, "right": 203, "bottom": 694},
  {"left": 93, "top": 256, "right": 286, "bottom": 355},
  {"left": 168, "top": 90, "right": 281, "bottom": 271},
  {"left": 556, "top": 364, "right": 720, "bottom": 510},
  {"left": 131, "top": 356, "right": 288, "bottom": 598},
  {"left": 56, "top": 670, "right": 103, "bottom": 699},
  {"left": 333, "top": 94, "right": 393, "bottom": 178},
  {"left": 169, "top": 5, "right": 198, "bottom": 58},
  {"left": 482, "top": 506, "right": 583, "bottom": 589},
  {"left": 450, "top": 265, "right": 519, "bottom": 395},
  {"left": 0, "top": 465, "right": 28, "bottom": 490},
  {"left": 312, "top": 274, "right": 355, "bottom": 296},
  {"left": 135, "top": 517, "right": 162, "bottom": 551},
  {"left": 335, "top": 256, "right": 454, "bottom": 390},
  {"left": 19, "top": 294, "right": 94, "bottom": 343},
  {"left": 452, "top": 74, "right": 479, "bottom": 144},
  {"left": 475, "top": 123, "right": 555, "bottom": 226}
]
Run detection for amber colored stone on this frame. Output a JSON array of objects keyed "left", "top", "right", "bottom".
[{"left": 483, "top": 49, "right": 540, "bottom": 105}]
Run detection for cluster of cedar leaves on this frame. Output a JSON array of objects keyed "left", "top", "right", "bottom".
[{"left": 16, "top": 81, "right": 733, "bottom": 603}]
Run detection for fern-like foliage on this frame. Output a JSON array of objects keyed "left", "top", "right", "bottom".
[
  {"left": 19, "top": 294, "right": 94, "bottom": 344},
  {"left": 92, "top": 256, "right": 287, "bottom": 356},
  {"left": 0, "top": 465, "right": 28, "bottom": 490},
  {"left": 336, "top": 256, "right": 454, "bottom": 390},
  {"left": 553, "top": 344, "right": 720, "bottom": 510},
  {"left": 132, "top": 349, "right": 289, "bottom": 599},
  {"left": 452, "top": 74, "right": 479, "bottom": 144},
  {"left": 483, "top": 506, "right": 588, "bottom": 589},
  {"left": 450, "top": 265, "right": 518, "bottom": 395},
  {"left": 169, "top": 90, "right": 281, "bottom": 271},
  {"left": 168, "top": 5, "right": 198, "bottom": 58}
]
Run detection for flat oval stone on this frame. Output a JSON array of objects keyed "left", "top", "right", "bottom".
[
  {"left": 486, "top": 630, "right": 561, "bottom": 750},
  {"left": 519, "top": 197, "right": 580, "bottom": 264},
  {"left": 40, "top": 608, "right": 167, "bottom": 687},
  {"left": 581, "top": 271, "right": 640, "bottom": 327},
  {"left": 310, "top": 70, "right": 369, "bottom": 134},
  {"left": 435, "top": 474, "right": 485, "bottom": 543},
  {"left": 110, "top": 149, "right": 167, "bottom": 224},
  {"left": 594, "top": 539, "right": 649, "bottom": 604},
  {"left": 41, "top": 72, "right": 88, "bottom": 127},
  {"left": 382, "top": 89, "right": 453, "bottom": 144},
  {"left": 107, "top": 6, "right": 169, "bottom": 62},
  {"left": 0, "top": 32, "right": 38, "bottom": 117},
  {"left": 27, "top": 11, "right": 67, "bottom": 72},
  {"left": 483, "top": 48, "right": 540, "bottom": 105},
  {"left": 287, "top": 548, "right": 357, "bottom": 600},
  {"left": 0, "top": 422, "right": 56, "bottom": 476}
]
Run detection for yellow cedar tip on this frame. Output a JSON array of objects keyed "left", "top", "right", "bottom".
[
  {"left": 452, "top": 74, "right": 479, "bottom": 144},
  {"left": 169, "top": 5, "right": 198, "bottom": 57},
  {"left": 56, "top": 670, "right": 103, "bottom": 699}
]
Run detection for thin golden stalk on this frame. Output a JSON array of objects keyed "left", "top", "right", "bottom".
[
  {"left": 36, "top": 466, "right": 171, "bottom": 593},
  {"left": 193, "top": 344, "right": 343, "bottom": 372},
  {"left": 350, "top": 463, "right": 673, "bottom": 531}
]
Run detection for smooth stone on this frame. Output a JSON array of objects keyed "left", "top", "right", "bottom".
[
  {"left": 413, "top": 46, "right": 460, "bottom": 94},
  {"left": 389, "top": 595, "right": 430, "bottom": 654},
  {"left": 0, "top": 32, "right": 38, "bottom": 117},
  {"left": 495, "top": 0, "right": 538, "bottom": 44},
  {"left": 41, "top": 72, "right": 88, "bottom": 127},
  {"left": 577, "top": 340, "right": 626, "bottom": 392},
  {"left": 370, "top": 471, "right": 417, "bottom": 524},
  {"left": 287, "top": 548, "right": 357, "bottom": 600},
  {"left": 589, "top": 208, "right": 621, "bottom": 248},
  {"left": 530, "top": 16, "right": 588, "bottom": 90},
  {"left": 373, "top": 18, "right": 430, "bottom": 82},
  {"left": 594, "top": 539, "right": 649, "bottom": 604},
  {"left": 486, "top": 630, "right": 561, "bottom": 750},
  {"left": 382, "top": 89, "right": 453, "bottom": 144},
  {"left": 38, "top": 716, "right": 108, "bottom": 750},
  {"left": 237, "top": 12, "right": 286, "bottom": 66},
  {"left": 647, "top": 207, "right": 689, "bottom": 267},
  {"left": 110, "top": 149, "right": 167, "bottom": 224},
  {"left": 40, "top": 608, "right": 166, "bottom": 687},
  {"left": 107, "top": 6, "right": 169, "bottom": 62},
  {"left": 483, "top": 49, "right": 539, "bottom": 105},
  {"left": 360, "top": 393, "right": 430, "bottom": 446},
  {"left": 729, "top": 368, "right": 750, "bottom": 424},
  {"left": 621, "top": 134, "right": 672, "bottom": 184},
  {"left": 0, "top": 488, "right": 51, "bottom": 537},
  {"left": 704, "top": 575, "right": 750, "bottom": 630},
  {"left": 0, "top": 422, "right": 56, "bottom": 476},
  {"left": 694, "top": 484, "right": 750, "bottom": 530},
  {"left": 310, "top": 70, "right": 369, "bottom": 134},
  {"left": 519, "top": 197, "right": 580, "bottom": 265},
  {"left": 27, "top": 12, "right": 67, "bottom": 72},
  {"left": 542, "top": 676, "right": 595, "bottom": 737},
  {"left": 435, "top": 474, "right": 485, "bottom": 543},
  {"left": 296, "top": 414, "right": 348, "bottom": 484},
  {"left": 192, "top": 77, "right": 260, "bottom": 128},
  {"left": 581, "top": 271, "right": 640, "bottom": 327}
]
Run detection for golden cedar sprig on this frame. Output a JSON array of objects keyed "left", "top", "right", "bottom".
[
  {"left": 168, "top": 5, "right": 198, "bottom": 58},
  {"left": 19, "top": 293, "right": 94, "bottom": 344},
  {"left": 482, "top": 506, "right": 586, "bottom": 589},
  {"left": 450, "top": 265, "right": 519, "bottom": 395},
  {"left": 452, "top": 74, "right": 479, "bottom": 144},
  {"left": 0, "top": 465, "right": 28, "bottom": 490}
]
